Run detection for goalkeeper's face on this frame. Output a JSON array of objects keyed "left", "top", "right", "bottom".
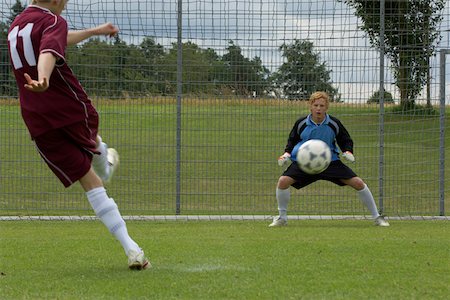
[{"left": 310, "top": 98, "right": 328, "bottom": 123}]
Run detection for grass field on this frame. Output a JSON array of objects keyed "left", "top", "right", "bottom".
[
  {"left": 1, "top": 99, "right": 449, "bottom": 216},
  {"left": 0, "top": 219, "right": 449, "bottom": 299}
]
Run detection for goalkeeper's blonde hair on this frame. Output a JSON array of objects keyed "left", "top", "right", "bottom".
[{"left": 309, "top": 91, "right": 330, "bottom": 107}]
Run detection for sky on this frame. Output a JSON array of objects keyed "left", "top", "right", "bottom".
[{"left": 2, "top": 0, "right": 450, "bottom": 104}]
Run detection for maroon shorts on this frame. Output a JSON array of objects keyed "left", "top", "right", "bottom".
[{"left": 33, "top": 110, "right": 99, "bottom": 187}]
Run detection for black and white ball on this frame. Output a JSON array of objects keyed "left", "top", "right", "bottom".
[{"left": 296, "top": 139, "right": 332, "bottom": 174}]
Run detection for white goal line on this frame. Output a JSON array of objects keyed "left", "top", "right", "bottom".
[{"left": 0, "top": 215, "right": 448, "bottom": 221}]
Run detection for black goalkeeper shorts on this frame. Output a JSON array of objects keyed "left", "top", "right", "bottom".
[{"left": 282, "top": 160, "right": 357, "bottom": 189}]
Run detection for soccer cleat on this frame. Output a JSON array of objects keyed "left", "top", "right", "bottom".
[
  {"left": 104, "top": 148, "right": 119, "bottom": 183},
  {"left": 268, "top": 216, "right": 287, "bottom": 227},
  {"left": 375, "top": 216, "right": 390, "bottom": 227},
  {"left": 128, "top": 249, "right": 151, "bottom": 270}
]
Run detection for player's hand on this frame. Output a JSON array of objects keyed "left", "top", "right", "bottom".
[
  {"left": 277, "top": 152, "right": 291, "bottom": 167},
  {"left": 94, "top": 22, "right": 119, "bottom": 37},
  {"left": 24, "top": 73, "right": 49, "bottom": 92},
  {"left": 342, "top": 151, "right": 355, "bottom": 163}
]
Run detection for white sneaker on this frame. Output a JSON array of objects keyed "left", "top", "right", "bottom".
[
  {"left": 375, "top": 216, "right": 390, "bottom": 227},
  {"left": 268, "top": 216, "right": 287, "bottom": 227},
  {"left": 128, "top": 249, "right": 151, "bottom": 270},
  {"left": 104, "top": 148, "right": 119, "bottom": 183}
]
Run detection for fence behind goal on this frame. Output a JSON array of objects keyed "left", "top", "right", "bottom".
[{"left": 0, "top": 0, "right": 449, "bottom": 217}]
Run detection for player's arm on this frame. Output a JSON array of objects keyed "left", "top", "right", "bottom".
[
  {"left": 24, "top": 52, "right": 56, "bottom": 92},
  {"left": 335, "top": 119, "right": 355, "bottom": 162},
  {"left": 67, "top": 23, "right": 119, "bottom": 46},
  {"left": 278, "top": 118, "right": 304, "bottom": 166},
  {"left": 284, "top": 118, "right": 305, "bottom": 153}
]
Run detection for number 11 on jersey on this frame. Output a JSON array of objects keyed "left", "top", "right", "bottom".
[{"left": 8, "top": 23, "right": 37, "bottom": 70}]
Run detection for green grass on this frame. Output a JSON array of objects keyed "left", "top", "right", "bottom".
[{"left": 0, "top": 220, "right": 449, "bottom": 299}]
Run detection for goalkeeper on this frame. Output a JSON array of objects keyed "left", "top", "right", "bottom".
[
  {"left": 8, "top": 0, "right": 150, "bottom": 269},
  {"left": 270, "top": 91, "right": 389, "bottom": 227}
]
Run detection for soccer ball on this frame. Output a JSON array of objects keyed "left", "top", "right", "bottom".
[{"left": 296, "top": 139, "right": 331, "bottom": 174}]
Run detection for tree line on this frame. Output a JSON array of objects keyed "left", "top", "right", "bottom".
[
  {"left": 0, "top": 2, "right": 338, "bottom": 101},
  {"left": 1, "top": 0, "right": 446, "bottom": 108}
]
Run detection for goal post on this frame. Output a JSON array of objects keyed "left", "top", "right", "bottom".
[{"left": 439, "top": 49, "right": 449, "bottom": 216}]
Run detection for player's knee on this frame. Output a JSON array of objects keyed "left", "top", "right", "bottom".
[
  {"left": 277, "top": 176, "right": 292, "bottom": 189},
  {"left": 351, "top": 177, "right": 366, "bottom": 190}
]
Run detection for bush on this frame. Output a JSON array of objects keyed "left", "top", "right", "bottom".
[
  {"left": 389, "top": 103, "right": 438, "bottom": 116},
  {"left": 367, "top": 90, "right": 394, "bottom": 104}
]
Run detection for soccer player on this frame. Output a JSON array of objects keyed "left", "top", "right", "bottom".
[
  {"left": 270, "top": 91, "right": 390, "bottom": 227},
  {"left": 7, "top": 0, "right": 150, "bottom": 269}
]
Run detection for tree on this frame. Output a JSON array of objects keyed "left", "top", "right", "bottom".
[
  {"left": 220, "top": 41, "right": 270, "bottom": 97},
  {"left": 1, "top": 0, "right": 26, "bottom": 97},
  {"left": 339, "top": 0, "right": 445, "bottom": 109},
  {"left": 0, "top": 21, "right": 11, "bottom": 96},
  {"left": 164, "top": 41, "right": 225, "bottom": 95},
  {"left": 68, "top": 39, "right": 119, "bottom": 97},
  {"left": 7, "top": 0, "right": 25, "bottom": 23},
  {"left": 272, "top": 40, "right": 339, "bottom": 101},
  {"left": 367, "top": 89, "right": 394, "bottom": 104},
  {"left": 139, "top": 37, "right": 166, "bottom": 94},
  {"left": 68, "top": 37, "right": 152, "bottom": 98}
]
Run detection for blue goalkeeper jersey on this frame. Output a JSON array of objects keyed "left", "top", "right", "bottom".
[{"left": 285, "top": 114, "right": 353, "bottom": 162}]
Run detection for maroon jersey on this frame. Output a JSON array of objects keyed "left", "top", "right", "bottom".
[{"left": 8, "top": 6, "right": 94, "bottom": 138}]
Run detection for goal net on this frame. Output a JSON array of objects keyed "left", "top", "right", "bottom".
[{"left": 0, "top": 0, "right": 449, "bottom": 217}]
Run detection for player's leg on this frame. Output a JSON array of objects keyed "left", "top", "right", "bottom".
[
  {"left": 79, "top": 168, "right": 151, "bottom": 269},
  {"left": 92, "top": 135, "right": 119, "bottom": 184},
  {"left": 35, "top": 122, "right": 151, "bottom": 269},
  {"left": 269, "top": 175, "right": 295, "bottom": 227},
  {"left": 91, "top": 135, "right": 108, "bottom": 180},
  {"left": 342, "top": 177, "right": 389, "bottom": 226}
]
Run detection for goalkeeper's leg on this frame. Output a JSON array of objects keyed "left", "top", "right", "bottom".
[
  {"left": 276, "top": 188, "right": 290, "bottom": 221},
  {"left": 269, "top": 176, "right": 295, "bottom": 227},
  {"left": 357, "top": 184, "right": 380, "bottom": 218},
  {"left": 344, "top": 177, "right": 390, "bottom": 226},
  {"left": 343, "top": 177, "right": 380, "bottom": 217}
]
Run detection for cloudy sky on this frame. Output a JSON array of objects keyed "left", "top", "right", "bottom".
[{"left": 2, "top": 0, "right": 450, "bottom": 103}]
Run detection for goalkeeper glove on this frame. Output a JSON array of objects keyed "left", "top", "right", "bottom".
[
  {"left": 277, "top": 152, "right": 291, "bottom": 167},
  {"left": 342, "top": 151, "right": 355, "bottom": 163}
]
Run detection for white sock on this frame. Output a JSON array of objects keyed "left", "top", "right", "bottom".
[
  {"left": 357, "top": 184, "right": 380, "bottom": 218},
  {"left": 86, "top": 187, "right": 139, "bottom": 255},
  {"left": 276, "top": 188, "right": 290, "bottom": 220},
  {"left": 92, "top": 136, "right": 110, "bottom": 182}
]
